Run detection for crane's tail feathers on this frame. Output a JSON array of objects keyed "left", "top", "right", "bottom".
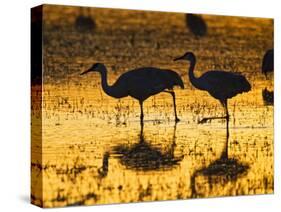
[
  {"left": 179, "top": 81, "right": 184, "bottom": 89},
  {"left": 176, "top": 75, "right": 185, "bottom": 89},
  {"left": 244, "top": 80, "right": 251, "bottom": 92}
]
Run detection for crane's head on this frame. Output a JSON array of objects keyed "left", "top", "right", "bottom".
[
  {"left": 174, "top": 52, "right": 195, "bottom": 62},
  {"left": 80, "top": 63, "right": 105, "bottom": 75}
]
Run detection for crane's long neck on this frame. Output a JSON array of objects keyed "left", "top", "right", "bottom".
[
  {"left": 99, "top": 67, "right": 126, "bottom": 98},
  {"left": 188, "top": 57, "right": 202, "bottom": 89}
]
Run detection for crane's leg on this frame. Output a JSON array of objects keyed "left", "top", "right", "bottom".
[
  {"left": 165, "top": 90, "right": 180, "bottom": 122},
  {"left": 139, "top": 118, "right": 144, "bottom": 143},
  {"left": 171, "top": 91, "right": 180, "bottom": 122},
  {"left": 168, "top": 122, "right": 178, "bottom": 157},
  {"left": 139, "top": 100, "right": 144, "bottom": 124},
  {"left": 198, "top": 99, "right": 229, "bottom": 124},
  {"left": 220, "top": 114, "right": 230, "bottom": 159},
  {"left": 224, "top": 100, "right": 230, "bottom": 122}
]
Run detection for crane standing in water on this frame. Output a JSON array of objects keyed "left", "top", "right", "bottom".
[
  {"left": 80, "top": 63, "right": 184, "bottom": 123},
  {"left": 174, "top": 52, "right": 251, "bottom": 123},
  {"left": 185, "top": 14, "right": 207, "bottom": 37},
  {"left": 261, "top": 49, "right": 274, "bottom": 105},
  {"left": 262, "top": 49, "right": 274, "bottom": 78},
  {"left": 75, "top": 7, "right": 96, "bottom": 32}
]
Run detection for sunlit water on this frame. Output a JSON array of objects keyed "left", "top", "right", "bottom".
[{"left": 31, "top": 5, "right": 273, "bottom": 207}]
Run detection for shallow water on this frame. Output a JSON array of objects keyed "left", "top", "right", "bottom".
[{"left": 31, "top": 5, "right": 273, "bottom": 207}]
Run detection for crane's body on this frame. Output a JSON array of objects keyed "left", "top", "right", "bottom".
[
  {"left": 81, "top": 63, "right": 184, "bottom": 122},
  {"left": 174, "top": 52, "right": 251, "bottom": 122},
  {"left": 193, "top": 70, "right": 251, "bottom": 103},
  {"left": 111, "top": 67, "right": 184, "bottom": 101},
  {"left": 185, "top": 14, "right": 207, "bottom": 37},
  {"left": 262, "top": 49, "right": 273, "bottom": 78}
]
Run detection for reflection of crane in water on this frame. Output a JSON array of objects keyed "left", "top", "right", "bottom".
[
  {"left": 75, "top": 7, "right": 96, "bottom": 32},
  {"left": 113, "top": 122, "right": 183, "bottom": 171},
  {"left": 81, "top": 63, "right": 184, "bottom": 123},
  {"left": 96, "top": 122, "right": 183, "bottom": 176},
  {"left": 189, "top": 118, "right": 249, "bottom": 197},
  {"left": 174, "top": 52, "right": 251, "bottom": 123},
  {"left": 98, "top": 152, "right": 110, "bottom": 178},
  {"left": 262, "top": 49, "right": 274, "bottom": 78},
  {"left": 185, "top": 14, "right": 207, "bottom": 37}
]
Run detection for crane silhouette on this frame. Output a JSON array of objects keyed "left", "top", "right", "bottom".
[
  {"left": 75, "top": 7, "right": 96, "bottom": 32},
  {"left": 185, "top": 14, "right": 207, "bottom": 37},
  {"left": 80, "top": 63, "right": 184, "bottom": 123},
  {"left": 262, "top": 49, "right": 273, "bottom": 78},
  {"left": 174, "top": 52, "right": 251, "bottom": 123}
]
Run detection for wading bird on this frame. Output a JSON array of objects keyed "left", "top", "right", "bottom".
[
  {"left": 174, "top": 52, "right": 251, "bottom": 123},
  {"left": 75, "top": 7, "right": 96, "bottom": 32},
  {"left": 185, "top": 14, "right": 207, "bottom": 37},
  {"left": 80, "top": 63, "right": 184, "bottom": 123},
  {"left": 262, "top": 49, "right": 274, "bottom": 78}
]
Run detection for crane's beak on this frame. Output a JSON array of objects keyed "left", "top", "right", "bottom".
[
  {"left": 80, "top": 68, "right": 92, "bottom": 75},
  {"left": 173, "top": 55, "right": 185, "bottom": 61}
]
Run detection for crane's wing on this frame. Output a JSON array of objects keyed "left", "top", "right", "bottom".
[
  {"left": 199, "top": 70, "right": 251, "bottom": 100},
  {"left": 117, "top": 67, "right": 176, "bottom": 100}
]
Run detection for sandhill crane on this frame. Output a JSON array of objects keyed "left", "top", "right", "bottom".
[
  {"left": 185, "top": 14, "right": 207, "bottom": 37},
  {"left": 174, "top": 52, "right": 251, "bottom": 123},
  {"left": 80, "top": 63, "right": 184, "bottom": 123},
  {"left": 262, "top": 49, "right": 274, "bottom": 78},
  {"left": 75, "top": 7, "right": 96, "bottom": 32}
]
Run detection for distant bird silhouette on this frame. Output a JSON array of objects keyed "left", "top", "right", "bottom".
[
  {"left": 174, "top": 52, "right": 251, "bottom": 123},
  {"left": 75, "top": 7, "right": 96, "bottom": 32},
  {"left": 262, "top": 88, "right": 274, "bottom": 106},
  {"left": 80, "top": 63, "right": 184, "bottom": 123},
  {"left": 185, "top": 14, "right": 207, "bottom": 37},
  {"left": 262, "top": 49, "right": 274, "bottom": 78}
]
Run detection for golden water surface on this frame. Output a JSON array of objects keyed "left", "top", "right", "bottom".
[{"left": 31, "top": 5, "right": 273, "bottom": 207}]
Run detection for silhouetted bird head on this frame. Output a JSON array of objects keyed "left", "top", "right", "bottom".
[
  {"left": 174, "top": 52, "right": 195, "bottom": 62},
  {"left": 80, "top": 63, "right": 105, "bottom": 75}
]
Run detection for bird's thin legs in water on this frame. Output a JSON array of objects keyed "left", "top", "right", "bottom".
[
  {"left": 139, "top": 101, "right": 144, "bottom": 143},
  {"left": 198, "top": 100, "right": 229, "bottom": 124},
  {"left": 224, "top": 101, "right": 230, "bottom": 122},
  {"left": 198, "top": 116, "right": 227, "bottom": 124},
  {"left": 164, "top": 90, "right": 180, "bottom": 122},
  {"left": 139, "top": 100, "right": 144, "bottom": 125},
  {"left": 220, "top": 117, "right": 230, "bottom": 159},
  {"left": 98, "top": 152, "right": 110, "bottom": 178},
  {"left": 167, "top": 122, "right": 178, "bottom": 157},
  {"left": 139, "top": 118, "right": 144, "bottom": 143}
]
